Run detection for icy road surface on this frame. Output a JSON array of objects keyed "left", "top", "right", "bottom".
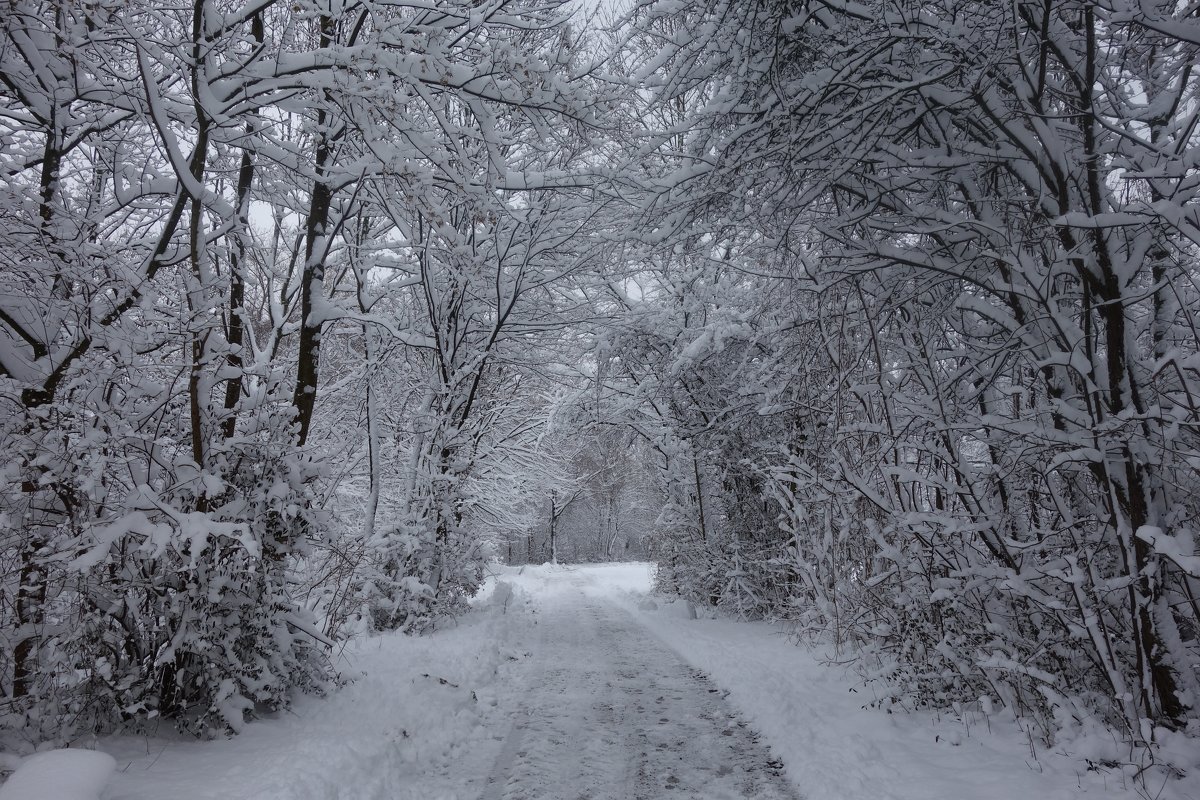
[{"left": 478, "top": 577, "right": 797, "bottom": 800}]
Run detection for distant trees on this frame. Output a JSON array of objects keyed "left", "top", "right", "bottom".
[
  {"left": 557, "top": 427, "right": 656, "bottom": 563},
  {"left": 493, "top": 422, "right": 653, "bottom": 566}
]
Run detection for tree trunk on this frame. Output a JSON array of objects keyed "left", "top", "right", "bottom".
[{"left": 292, "top": 14, "right": 336, "bottom": 448}]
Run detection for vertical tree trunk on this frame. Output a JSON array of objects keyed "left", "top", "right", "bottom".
[
  {"left": 358, "top": 279, "right": 381, "bottom": 547},
  {"left": 548, "top": 493, "right": 557, "bottom": 564},
  {"left": 12, "top": 42, "right": 69, "bottom": 697},
  {"left": 185, "top": 0, "right": 212, "bottom": 503},
  {"left": 220, "top": 12, "right": 263, "bottom": 441},
  {"left": 292, "top": 14, "right": 336, "bottom": 448},
  {"left": 12, "top": 529, "right": 47, "bottom": 699},
  {"left": 1079, "top": 5, "right": 1184, "bottom": 730}
]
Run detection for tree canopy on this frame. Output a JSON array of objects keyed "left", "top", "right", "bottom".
[{"left": 1, "top": 0, "right": 1198, "bottom": 769}]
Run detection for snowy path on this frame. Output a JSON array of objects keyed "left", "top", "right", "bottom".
[
  {"left": 86, "top": 563, "right": 1180, "bottom": 799},
  {"left": 99, "top": 565, "right": 797, "bottom": 800},
  {"left": 480, "top": 577, "right": 797, "bottom": 800}
]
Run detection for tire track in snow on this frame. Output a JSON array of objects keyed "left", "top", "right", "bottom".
[{"left": 484, "top": 581, "right": 800, "bottom": 800}]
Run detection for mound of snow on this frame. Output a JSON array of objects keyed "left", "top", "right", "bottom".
[{"left": 0, "top": 749, "right": 116, "bottom": 800}]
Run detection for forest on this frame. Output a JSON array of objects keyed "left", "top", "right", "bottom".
[{"left": 1, "top": 0, "right": 1198, "bottom": 770}]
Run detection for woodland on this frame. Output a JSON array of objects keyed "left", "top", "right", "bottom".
[{"left": 1, "top": 0, "right": 1199, "bottom": 769}]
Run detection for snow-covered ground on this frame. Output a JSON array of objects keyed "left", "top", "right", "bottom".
[{"left": 9, "top": 563, "right": 1196, "bottom": 799}]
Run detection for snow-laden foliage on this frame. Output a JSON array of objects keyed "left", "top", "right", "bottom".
[
  {"left": 620, "top": 0, "right": 1200, "bottom": 756},
  {"left": 4, "top": 0, "right": 1198, "bottom": 776},
  {"left": 0, "top": 0, "right": 607, "bottom": 740}
]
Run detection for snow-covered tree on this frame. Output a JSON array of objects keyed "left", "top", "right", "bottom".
[
  {"left": 623, "top": 0, "right": 1200, "bottom": 746},
  {"left": 0, "top": 0, "right": 611, "bottom": 739}
]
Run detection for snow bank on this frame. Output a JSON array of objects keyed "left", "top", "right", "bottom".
[
  {"left": 0, "top": 749, "right": 115, "bottom": 800},
  {"left": 99, "top": 594, "right": 526, "bottom": 800}
]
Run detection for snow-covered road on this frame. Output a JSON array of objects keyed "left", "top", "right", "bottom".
[
  {"left": 54, "top": 563, "right": 1190, "bottom": 799},
  {"left": 479, "top": 575, "right": 797, "bottom": 800},
  {"left": 97, "top": 564, "right": 796, "bottom": 800}
]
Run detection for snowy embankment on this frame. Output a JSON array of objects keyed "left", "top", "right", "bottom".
[
  {"left": 0, "top": 749, "right": 115, "bottom": 800},
  {"left": 88, "top": 587, "right": 525, "bottom": 800},
  {"left": 6, "top": 562, "right": 1194, "bottom": 799}
]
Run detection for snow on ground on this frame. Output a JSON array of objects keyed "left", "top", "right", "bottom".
[
  {"left": 490, "top": 563, "right": 1198, "bottom": 800},
  {"left": 473, "top": 567, "right": 797, "bottom": 799},
  {"left": 0, "top": 749, "right": 115, "bottom": 800},
  {"left": 99, "top": 589, "right": 520, "bottom": 800},
  {"left": 10, "top": 562, "right": 1195, "bottom": 799},
  {"left": 587, "top": 565, "right": 1168, "bottom": 800}
]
